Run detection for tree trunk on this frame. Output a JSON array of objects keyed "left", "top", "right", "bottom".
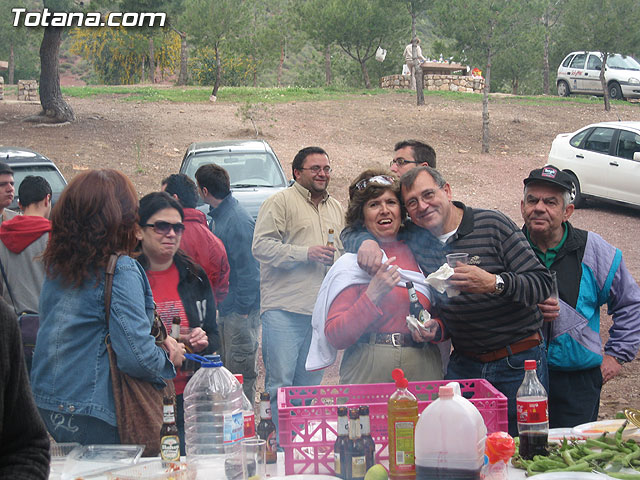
[
  {"left": 39, "top": 26, "right": 75, "bottom": 123},
  {"left": 277, "top": 40, "right": 284, "bottom": 87},
  {"left": 360, "top": 59, "right": 371, "bottom": 89},
  {"left": 8, "top": 44, "right": 14, "bottom": 85},
  {"left": 601, "top": 53, "right": 610, "bottom": 112},
  {"left": 511, "top": 76, "right": 518, "bottom": 95},
  {"left": 141, "top": 58, "right": 146, "bottom": 83},
  {"left": 543, "top": 28, "right": 550, "bottom": 95},
  {"left": 149, "top": 37, "right": 155, "bottom": 84},
  {"left": 482, "top": 46, "right": 492, "bottom": 154},
  {"left": 412, "top": 16, "right": 424, "bottom": 106},
  {"left": 324, "top": 45, "right": 332, "bottom": 86},
  {"left": 177, "top": 32, "right": 188, "bottom": 86},
  {"left": 212, "top": 45, "right": 221, "bottom": 97}
]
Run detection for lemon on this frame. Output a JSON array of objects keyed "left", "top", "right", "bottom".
[{"left": 364, "top": 464, "right": 388, "bottom": 480}]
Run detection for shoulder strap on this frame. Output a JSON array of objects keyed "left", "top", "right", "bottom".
[
  {"left": 104, "top": 254, "right": 120, "bottom": 328},
  {"left": 0, "top": 257, "right": 19, "bottom": 316}
]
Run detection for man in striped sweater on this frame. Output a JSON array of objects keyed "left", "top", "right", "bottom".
[{"left": 343, "top": 166, "right": 553, "bottom": 436}]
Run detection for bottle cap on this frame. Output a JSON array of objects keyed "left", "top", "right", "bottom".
[
  {"left": 184, "top": 353, "right": 223, "bottom": 368},
  {"left": 337, "top": 406, "right": 348, "bottom": 416},
  {"left": 524, "top": 359, "right": 537, "bottom": 370},
  {"left": 234, "top": 374, "right": 244, "bottom": 384},
  {"left": 349, "top": 408, "right": 359, "bottom": 419},
  {"left": 405, "top": 281, "right": 414, "bottom": 289},
  {"left": 439, "top": 385, "right": 454, "bottom": 397},
  {"left": 260, "top": 391, "right": 271, "bottom": 401},
  {"left": 359, "top": 405, "right": 369, "bottom": 415}
]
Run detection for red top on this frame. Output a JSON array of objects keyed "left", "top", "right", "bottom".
[
  {"left": 180, "top": 208, "right": 230, "bottom": 304},
  {"left": 325, "top": 241, "right": 432, "bottom": 350},
  {"left": 146, "top": 264, "right": 190, "bottom": 394}
]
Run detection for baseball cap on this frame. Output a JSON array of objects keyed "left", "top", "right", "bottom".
[{"left": 523, "top": 165, "right": 573, "bottom": 192}]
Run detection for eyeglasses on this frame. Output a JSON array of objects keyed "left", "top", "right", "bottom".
[
  {"left": 404, "top": 188, "right": 443, "bottom": 211},
  {"left": 299, "top": 166, "right": 332, "bottom": 174},
  {"left": 355, "top": 175, "right": 395, "bottom": 191},
  {"left": 390, "top": 158, "right": 420, "bottom": 167},
  {"left": 142, "top": 221, "right": 186, "bottom": 235}
]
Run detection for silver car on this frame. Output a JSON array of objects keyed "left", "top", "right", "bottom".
[
  {"left": 556, "top": 51, "right": 640, "bottom": 100},
  {"left": 179, "top": 140, "right": 289, "bottom": 219}
]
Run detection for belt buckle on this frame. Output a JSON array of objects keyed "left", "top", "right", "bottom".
[{"left": 391, "top": 333, "right": 402, "bottom": 347}]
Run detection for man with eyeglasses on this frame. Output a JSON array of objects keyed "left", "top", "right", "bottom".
[
  {"left": 252, "top": 146, "right": 344, "bottom": 440},
  {"left": 389, "top": 140, "right": 436, "bottom": 176},
  {"left": 195, "top": 164, "right": 261, "bottom": 403},
  {"left": 342, "top": 166, "right": 552, "bottom": 437}
]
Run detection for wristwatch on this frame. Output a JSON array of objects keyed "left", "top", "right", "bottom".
[{"left": 494, "top": 274, "right": 505, "bottom": 295}]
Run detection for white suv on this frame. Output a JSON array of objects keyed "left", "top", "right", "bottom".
[{"left": 556, "top": 51, "right": 640, "bottom": 100}]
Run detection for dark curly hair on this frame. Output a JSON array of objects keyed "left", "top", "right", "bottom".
[
  {"left": 345, "top": 168, "right": 405, "bottom": 230},
  {"left": 42, "top": 169, "right": 140, "bottom": 286}
]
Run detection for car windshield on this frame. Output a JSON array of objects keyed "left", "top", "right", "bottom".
[
  {"left": 12, "top": 165, "right": 67, "bottom": 194},
  {"left": 606, "top": 54, "right": 640, "bottom": 71},
  {"left": 185, "top": 152, "right": 287, "bottom": 187}
]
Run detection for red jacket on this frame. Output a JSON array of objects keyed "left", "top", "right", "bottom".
[{"left": 180, "top": 208, "right": 230, "bottom": 303}]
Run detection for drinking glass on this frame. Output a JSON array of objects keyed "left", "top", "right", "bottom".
[
  {"left": 446, "top": 252, "right": 469, "bottom": 267},
  {"left": 242, "top": 438, "right": 266, "bottom": 480},
  {"left": 549, "top": 271, "right": 559, "bottom": 301}
]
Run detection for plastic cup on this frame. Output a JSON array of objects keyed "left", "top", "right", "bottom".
[
  {"left": 446, "top": 252, "right": 469, "bottom": 267},
  {"left": 241, "top": 438, "right": 266, "bottom": 480},
  {"left": 549, "top": 271, "right": 559, "bottom": 301}
]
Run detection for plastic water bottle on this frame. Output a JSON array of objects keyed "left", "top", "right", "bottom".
[
  {"left": 516, "top": 359, "right": 549, "bottom": 460},
  {"left": 415, "top": 384, "right": 487, "bottom": 480},
  {"left": 234, "top": 374, "right": 256, "bottom": 438},
  {"left": 184, "top": 354, "right": 244, "bottom": 480}
]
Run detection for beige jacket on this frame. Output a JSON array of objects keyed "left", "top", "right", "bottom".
[{"left": 252, "top": 182, "right": 344, "bottom": 315}]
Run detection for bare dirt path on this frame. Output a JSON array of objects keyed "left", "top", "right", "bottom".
[{"left": 1, "top": 91, "right": 639, "bottom": 419}]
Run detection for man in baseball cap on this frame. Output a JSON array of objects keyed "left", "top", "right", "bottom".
[{"left": 521, "top": 165, "right": 640, "bottom": 428}]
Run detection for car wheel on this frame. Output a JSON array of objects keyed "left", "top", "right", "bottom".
[
  {"left": 567, "top": 172, "right": 585, "bottom": 208},
  {"left": 557, "top": 81, "right": 570, "bottom": 97},
  {"left": 608, "top": 81, "right": 623, "bottom": 100}
]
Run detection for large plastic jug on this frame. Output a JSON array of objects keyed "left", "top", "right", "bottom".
[
  {"left": 184, "top": 354, "right": 244, "bottom": 479},
  {"left": 414, "top": 384, "right": 487, "bottom": 480}
]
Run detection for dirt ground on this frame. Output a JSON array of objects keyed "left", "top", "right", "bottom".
[{"left": 1, "top": 90, "right": 639, "bottom": 420}]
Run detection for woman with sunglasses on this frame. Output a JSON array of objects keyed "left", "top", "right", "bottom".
[
  {"left": 31, "top": 170, "right": 183, "bottom": 445},
  {"left": 137, "top": 191, "right": 219, "bottom": 454},
  {"left": 308, "top": 169, "right": 444, "bottom": 384}
]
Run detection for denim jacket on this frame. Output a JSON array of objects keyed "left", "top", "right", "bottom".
[{"left": 31, "top": 256, "right": 176, "bottom": 427}]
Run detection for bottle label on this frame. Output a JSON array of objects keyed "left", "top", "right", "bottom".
[
  {"left": 160, "top": 435, "right": 180, "bottom": 463},
  {"left": 260, "top": 401, "right": 271, "bottom": 419},
  {"left": 244, "top": 412, "right": 256, "bottom": 438},
  {"left": 223, "top": 411, "right": 244, "bottom": 443},
  {"left": 163, "top": 405, "right": 175, "bottom": 424},
  {"left": 394, "top": 421, "right": 416, "bottom": 470},
  {"left": 517, "top": 399, "right": 548, "bottom": 423},
  {"left": 352, "top": 455, "right": 366, "bottom": 477},
  {"left": 334, "top": 452, "right": 341, "bottom": 475},
  {"left": 266, "top": 430, "right": 277, "bottom": 455}
]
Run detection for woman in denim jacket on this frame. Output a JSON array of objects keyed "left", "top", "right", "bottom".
[{"left": 31, "top": 170, "right": 184, "bottom": 444}]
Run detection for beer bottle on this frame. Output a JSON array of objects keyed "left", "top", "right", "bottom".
[
  {"left": 334, "top": 406, "right": 349, "bottom": 479},
  {"left": 257, "top": 392, "right": 277, "bottom": 464},
  {"left": 346, "top": 407, "right": 366, "bottom": 480},
  {"left": 160, "top": 396, "right": 180, "bottom": 468},
  {"left": 327, "top": 228, "right": 336, "bottom": 265},
  {"left": 171, "top": 316, "right": 181, "bottom": 341},
  {"left": 359, "top": 405, "right": 375, "bottom": 471},
  {"left": 405, "top": 281, "right": 428, "bottom": 324}
]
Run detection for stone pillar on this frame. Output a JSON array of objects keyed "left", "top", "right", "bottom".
[{"left": 18, "top": 79, "right": 39, "bottom": 101}]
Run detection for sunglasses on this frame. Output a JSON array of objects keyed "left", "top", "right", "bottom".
[
  {"left": 355, "top": 175, "right": 395, "bottom": 191},
  {"left": 142, "top": 221, "right": 186, "bottom": 235}
]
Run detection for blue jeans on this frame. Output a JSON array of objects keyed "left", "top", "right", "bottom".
[
  {"left": 261, "top": 309, "right": 324, "bottom": 443},
  {"left": 445, "top": 344, "right": 548, "bottom": 437},
  {"left": 40, "top": 408, "right": 120, "bottom": 444}
]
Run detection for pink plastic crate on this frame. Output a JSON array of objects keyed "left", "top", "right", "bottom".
[{"left": 277, "top": 379, "right": 507, "bottom": 475}]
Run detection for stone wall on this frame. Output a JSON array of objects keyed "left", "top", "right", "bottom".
[
  {"left": 18, "top": 79, "right": 39, "bottom": 101},
  {"left": 380, "top": 74, "right": 485, "bottom": 93}
]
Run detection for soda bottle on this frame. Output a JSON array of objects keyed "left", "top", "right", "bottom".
[
  {"left": 346, "top": 407, "right": 366, "bottom": 480},
  {"left": 516, "top": 359, "right": 549, "bottom": 460},
  {"left": 334, "top": 406, "right": 349, "bottom": 479},
  {"left": 160, "top": 396, "right": 180, "bottom": 469},
  {"left": 388, "top": 368, "right": 417, "bottom": 480},
  {"left": 234, "top": 374, "right": 256, "bottom": 438},
  {"left": 257, "top": 392, "right": 277, "bottom": 464},
  {"left": 359, "top": 405, "right": 375, "bottom": 471}
]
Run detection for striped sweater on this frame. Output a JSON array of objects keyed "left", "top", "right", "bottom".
[{"left": 342, "top": 201, "right": 552, "bottom": 354}]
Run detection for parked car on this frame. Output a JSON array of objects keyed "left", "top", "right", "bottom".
[
  {"left": 556, "top": 51, "right": 640, "bottom": 100},
  {"left": 0, "top": 146, "right": 68, "bottom": 211},
  {"left": 179, "top": 140, "right": 289, "bottom": 219},
  {"left": 546, "top": 121, "right": 640, "bottom": 208}
]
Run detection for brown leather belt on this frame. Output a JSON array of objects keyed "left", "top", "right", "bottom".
[
  {"left": 358, "top": 332, "right": 422, "bottom": 348},
  {"left": 458, "top": 332, "right": 542, "bottom": 363}
]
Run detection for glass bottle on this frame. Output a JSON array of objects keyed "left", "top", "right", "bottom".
[
  {"left": 405, "top": 282, "right": 428, "bottom": 324},
  {"left": 256, "top": 392, "right": 277, "bottom": 464},
  {"left": 346, "top": 407, "right": 366, "bottom": 480},
  {"left": 171, "top": 316, "right": 181, "bottom": 340},
  {"left": 334, "top": 406, "right": 349, "bottom": 479},
  {"left": 160, "top": 396, "right": 180, "bottom": 468},
  {"left": 327, "top": 228, "right": 336, "bottom": 265},
  {"left": 359, "top": 405, "right": 375, "bottom": 471},
  {"left": 516, "top": 359, "right": 549, "bottom": 460}
]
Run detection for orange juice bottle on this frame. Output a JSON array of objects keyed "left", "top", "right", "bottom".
[{"left": 388, "top": 368, "right": 418, "bottom": 480}]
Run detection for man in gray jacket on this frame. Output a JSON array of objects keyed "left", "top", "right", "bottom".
[{"left": 0, "top": 176, "right": 52, "bottom": 314}]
